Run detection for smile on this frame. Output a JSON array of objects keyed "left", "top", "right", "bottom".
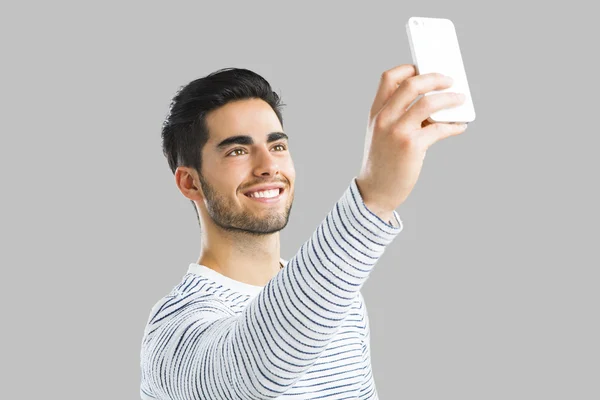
[{"left": 244, "top": 188, "right": 285, "bottom": 204}]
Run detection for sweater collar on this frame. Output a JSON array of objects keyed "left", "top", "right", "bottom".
[{"left": 187, "top": 258, "right": 287, "bottom": 296}]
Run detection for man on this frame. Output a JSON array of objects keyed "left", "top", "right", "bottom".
[{"left": 140, "top": 66, "right": 466, "bottom": 399}]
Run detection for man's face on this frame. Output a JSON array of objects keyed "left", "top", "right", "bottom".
[{"left": 197, "top": 98, "right": 295, "bottom": 235}]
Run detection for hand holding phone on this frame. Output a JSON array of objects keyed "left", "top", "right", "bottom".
[
  {"left": 357, "top": 65, "right": 468, "bottom": 216},
  {"left": 406, "top": 17, "right": 476, "bottom": 124}
]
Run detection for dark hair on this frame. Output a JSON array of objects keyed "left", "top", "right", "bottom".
[{"left": 161, "top": 68, "right": 286, "bottom": 224}]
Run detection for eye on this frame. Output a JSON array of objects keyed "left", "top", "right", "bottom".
[
  {"left": 227, "top": 148, "right": 246, "bottom": 157},
  {"left": 226, "top": 144, "right": 287, "bottom": 157}
]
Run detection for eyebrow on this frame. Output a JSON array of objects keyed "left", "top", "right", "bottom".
[{"left": 215, "top": 132, "right": 289, "bottom": 151}]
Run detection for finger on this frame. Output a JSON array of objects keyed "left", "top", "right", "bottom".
[
  {"left": 369, "top": 64, "right": 417, "bottom": 120},
  {"left": 400, "top": 91, "right": 465, "bottom": 130},
  {"left": 378, "top": 73, "right": 455, "bottom": 128},
  {"left": 416, "top": 121, "right": 468, "bottom": 149}
]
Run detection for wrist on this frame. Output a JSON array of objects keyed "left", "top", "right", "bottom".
[{"left": 355, "top": 177, "right": 395, "bottom": 224}]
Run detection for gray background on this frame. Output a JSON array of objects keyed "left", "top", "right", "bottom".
[{"left": 2, "top": 1, "right": 598, "bottom": 399}]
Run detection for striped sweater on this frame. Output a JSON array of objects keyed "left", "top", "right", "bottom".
[{"left": 140, "top": 176, "right": 403, "bottom": 399}]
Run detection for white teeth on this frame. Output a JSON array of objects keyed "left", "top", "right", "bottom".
[{"left": 248, "top": 189, "right": 280, "bottom": 198}]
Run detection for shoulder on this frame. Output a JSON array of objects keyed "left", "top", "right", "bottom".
[{"left": 144, "top": 275, "right": 236, "bottom": 331}]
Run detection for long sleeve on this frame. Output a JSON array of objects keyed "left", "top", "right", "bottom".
[{"left": 141, "top": 177, "right": 403, "bottom": 399}]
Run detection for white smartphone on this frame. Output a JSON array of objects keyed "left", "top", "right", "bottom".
[{"left": 406, "top": 17, "right": 476, "bottom": 124}]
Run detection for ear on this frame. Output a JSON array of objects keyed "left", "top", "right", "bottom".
[{"left": 175, "top": 167, "right": 204, "bottom": 201}]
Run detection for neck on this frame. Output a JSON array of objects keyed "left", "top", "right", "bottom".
[{"left": 197, "top": 225, "right": 283, "bottom": 287}]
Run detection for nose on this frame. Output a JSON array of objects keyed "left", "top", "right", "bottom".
[{"left": 252, "top": 147, "right": 281, "bottom": 177}]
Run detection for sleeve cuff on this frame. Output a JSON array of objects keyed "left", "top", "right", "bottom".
[{"left": 346, "top": 176, "right": 403, "bottom": 236}]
